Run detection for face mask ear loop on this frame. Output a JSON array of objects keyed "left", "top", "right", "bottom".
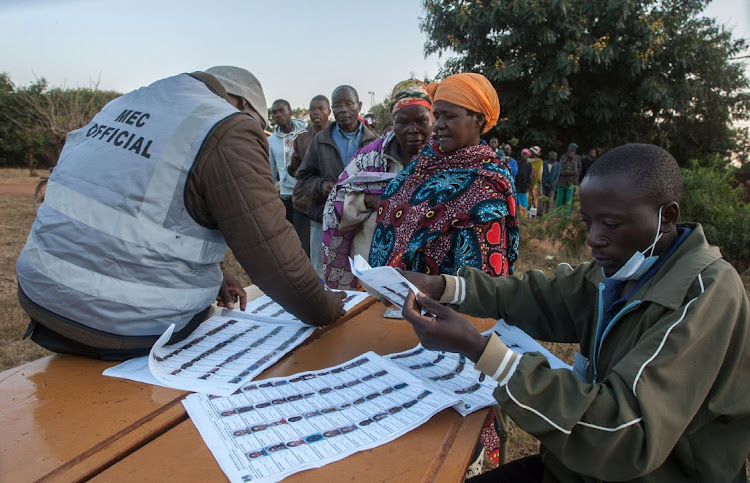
[{"left": 647, "top": 206, "right": 664, "bottom": 258}]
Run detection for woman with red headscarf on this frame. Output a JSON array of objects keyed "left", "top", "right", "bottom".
[
  {"left": 369, "top": 73, "right": 518, "bottom": 278},
  {"left": 322, "top": 79, "right": 433, "bottom": 289}
]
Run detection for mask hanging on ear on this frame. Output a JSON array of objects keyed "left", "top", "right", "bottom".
[{"left": 604, "top": 206, "right": 664, "bottom": 281}]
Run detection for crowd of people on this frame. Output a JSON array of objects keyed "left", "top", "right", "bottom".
[{"left": 14, "top": 65, "right": 749, "bottom": 482}]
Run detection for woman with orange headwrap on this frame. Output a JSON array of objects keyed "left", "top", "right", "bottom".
[{"left": 368, "top": 73, "right": 518, "bottom": 278}]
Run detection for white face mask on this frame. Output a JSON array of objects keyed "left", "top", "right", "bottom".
[{"left": 604, "top": 206, "right": 664, "bottom": 281}]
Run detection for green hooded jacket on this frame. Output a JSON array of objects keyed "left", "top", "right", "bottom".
[{"left": 458, "top": 223, "right": 749, "bottom": 482}]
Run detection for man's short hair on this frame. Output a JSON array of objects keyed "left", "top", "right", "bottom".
[
  {"left": 332, "top": 85, "right": 359, "bottom": 102},
  {"left": 585, "top": 143, "right": 682, "bottom": 207},
  {"left": 310, "top": 95, "right": 330, "bottom": 107},
  {"left": 271, "top": 99, "right": 291, "bottom": 110}
]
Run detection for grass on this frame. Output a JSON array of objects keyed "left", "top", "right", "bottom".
[
  {"left": 0, "top": 171, "right": 746, "bottom": 477},
  {"left": 0, "top": 196, "right": 50, "bottom": 369}
]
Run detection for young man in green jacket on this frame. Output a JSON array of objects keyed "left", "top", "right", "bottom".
[{"left": 402, "top": 144, "right": 749, "bottom": 482}]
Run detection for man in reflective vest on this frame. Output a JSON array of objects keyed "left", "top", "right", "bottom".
[{"left": 16, "top": 66, "right": 346, "bottom": 360}]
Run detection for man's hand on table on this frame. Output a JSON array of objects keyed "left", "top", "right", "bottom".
[
  {"left": 402, "top": 291, "right": 488, "bottom": 363},
  {"left": 216, "top": 270, "right": 248, "bottom": 311},
  {"left": 319, "top": 289, "right": 347, "bottom": 325},
  {"left": 397, "top": 270, "right": 446, "bottom": 301}
]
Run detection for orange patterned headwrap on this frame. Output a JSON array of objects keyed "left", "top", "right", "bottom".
[{"left": 426, "top": 73, "right": 500, "bottom": 134}]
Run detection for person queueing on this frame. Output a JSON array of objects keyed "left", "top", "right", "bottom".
[
  {"left": 515, "top": 148, "right": 535, "bottom": 215},
  {"left": 527, "top": 145, "right": 543, "bottom": 216},
  {"left": 400, "top": 143, "right": 750, "bottom": 482},
  {"left": 268, "top": 99, "right": 307, "bottom": 225},
  {"left": 502, "top": 143, "right": 518, "bottom": 180},
  {"left": 369, "top": 72, "right": 519, "bottom": 469},
  {"left": 296, "top": 86, "right": 377, "bottom": 276},
  {"left": 540, "top": 150, "right": 559, "bottom": 216},
  {"left": 15, "top": 67, "right": 345, "bottom": 360},
  {"left": 556, "top": 143, "right": 579, "bottom": 215},
  {"left": 322, "top": 79, "right": 433, "bottom": 289},
  {"left": 368, "top": 72, "right": 518, "bottom": 278},
  {"left": 288, "top": 95, "right": 332, "bottom": 257},
  {"left": 489, "top": 137, "right": 505, "bottom": 161}
]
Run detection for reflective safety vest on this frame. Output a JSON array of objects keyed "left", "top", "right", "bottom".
[{"left": 16, "top": 74, "right": 239, "bottom": 337}]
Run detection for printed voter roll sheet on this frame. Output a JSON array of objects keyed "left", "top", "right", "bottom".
[
  {"left": 387, "top": 345, "right": 499, "bottom": 417},
  {"left": 349, "top": 255, "right": 419, "bottom": 308},
  {"left": 489, "top": 320, "right": 573, "bottom": 371},
  {"left": 222, "top": 290, "right": 370, "bottom": 322},
  {"left": 147, "top": 316, "right": 316, "bottom": 396},
  {"left": 183, "top": 352, "right": 461, "bottom": 483}
]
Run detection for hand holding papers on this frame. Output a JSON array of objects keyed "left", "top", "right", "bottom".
[{"left": 349, "top": 255, "right": 419, "bottom": 308}]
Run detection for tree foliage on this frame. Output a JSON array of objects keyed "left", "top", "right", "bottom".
[
  {"left": 421, "top": 0, "right": 750, "bottom": 163},
  {"left": 0, "top": 73, "right": 120, "bottom": 171},
  {"left": 367, "top": 93, "right": 394, "bottom": 134},
  {"left": 681, "top": 158, "right": 750, "bottom": 270}
]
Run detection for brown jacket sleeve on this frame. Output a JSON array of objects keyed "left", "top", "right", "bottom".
[{"left": 186, "top": 114, "right": 341, "bottom": 326}]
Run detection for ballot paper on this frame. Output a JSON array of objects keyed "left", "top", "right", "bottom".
[
  {"left": 349, "top": 255, "right": 419, "bottom": 308},
  {"left": 489, "top": 320, "right": 573, "bottom": 371},
  {"left": 386, "top": 345, "right": 498, "bottom": 416},
  {"left": 222, "top": 291, "right": 370, "bottom": 323},
  {"left": 183, "top": 352, "right": 460, "bottom": 483}
]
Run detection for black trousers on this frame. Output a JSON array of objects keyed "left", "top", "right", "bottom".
[
  {"left": 281, "top": 196, "right": 294, "bottom": 224},
  {"left": 467, "top": 455, "right": 544, "bottom": 483},
  {"left": 468, "top": 455, "right": 747, "bottom": 482},
  {"left": 282, "top": 196, "right": 310, "bottom": 257},
  {"left": 293, "top": 209, "right": 311, "bottom": 257}
]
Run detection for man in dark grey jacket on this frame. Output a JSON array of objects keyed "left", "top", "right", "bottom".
[{"left": 296, "top": 85, "right": 377, "bottom": 275}]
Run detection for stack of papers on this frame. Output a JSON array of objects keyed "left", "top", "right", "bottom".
[
  {"left": 349, "top": 255, "right": 419, "bottom": 308},
  {"left": 183, "top": 322, "right": 575, "bottom": 482},
  {"left": 183, "top": 352, "right": 462, "bottom": 483}
]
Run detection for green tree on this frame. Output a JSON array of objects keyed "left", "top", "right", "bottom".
[
  {"left": 0, "top": 74, "right": 120, "bottom": 171},
  {"left": 680, "top": 158, "right": 750, "bottom": 270},
  {"left": 368, "top": 93, "right": 393, "bottom": 134},
  {"left": 421, "top": 0, "right": 750, "bottom": 163}
]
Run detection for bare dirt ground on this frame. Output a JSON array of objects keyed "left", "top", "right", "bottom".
[
  {"left": 0, "top": 180, "right": 37, "bottom": 198},
  {"left": 0, "top": 168, "right": 40, "bottom": 198}
]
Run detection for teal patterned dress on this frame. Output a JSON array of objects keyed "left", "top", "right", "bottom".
[{"left": 369, "top": 136, "right": 519, "bottom": 276}]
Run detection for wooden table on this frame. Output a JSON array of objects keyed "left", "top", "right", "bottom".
[{"left": 1, "top": 294, "right": 496, "bottom": 482}]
